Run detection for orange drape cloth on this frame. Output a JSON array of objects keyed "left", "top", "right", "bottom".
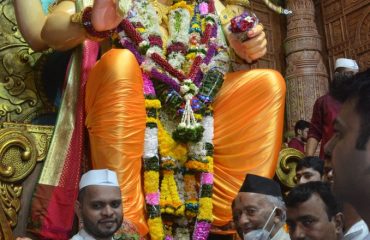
[
  {"left": 213, "top": 69, "right": 286, "bottom": 226},
  {"left": 85, "top": 49, "right": 148, "bottom": 235},
  {"left": 85, "top": 49, "right": 286, "bottom": 233}
]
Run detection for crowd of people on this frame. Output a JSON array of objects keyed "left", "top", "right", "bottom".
[
  {"left": 282, "top": 58, "right": 370, "bottom": 240},
  {"left": 64, "top": 63, "right": 370, "bottom": 240},
  {"left": 54, "top": 65, "right": 369, "bottom": 240},
  {"left": 16, "top": 65, "right": 370, "bottom": 240},
  {"left": 287, "top": 58, "right": 359, "bottom": 156},
  {"left": 10, "top": 0, "right": 370, "bottom": 239}
]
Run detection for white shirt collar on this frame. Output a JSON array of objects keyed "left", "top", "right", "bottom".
[{"left": 71, "top": 229, "right": 114, "bottom": 240}]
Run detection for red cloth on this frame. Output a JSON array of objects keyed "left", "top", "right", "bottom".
[
  {"left": 308, "top": 94, "right": 341, "bottom": 159},
  {"left": 28, "top": 41, "right": 99, "bottom": 239},
  {"left": 288, "top": 137, "right": 305, "bottom": 153}
]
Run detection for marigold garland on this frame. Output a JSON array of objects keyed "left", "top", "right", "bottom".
[
  {"left": 118, "top": 0, "right": 230, "bottom": 238},
  {"left": 145, "top": 99, "right": 162, "bottom": 109},
  {"left": 157, "top": 119, "right": 188, "bottom": 164},
  {"left": 197, "top": 197, "right": 213, "bottom": 221},
  {"left": 169, "top": 1, "right": 195, "bottom": 14},
  {"left": 185, "top": 160, "right": 209, "bottom": 172},
  {"left": 144, "top": 171, "right": 160, "bottom": 193},
  {"left": 148, "top": 218, "right": 165, "bottom": 240}
]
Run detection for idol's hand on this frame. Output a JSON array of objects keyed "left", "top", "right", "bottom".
[
  {"left": 228, "top": 24, "right": 267, "bottom": 63},
  {"left": 92, "top": 0, "right": 123, "bottom": 31}
]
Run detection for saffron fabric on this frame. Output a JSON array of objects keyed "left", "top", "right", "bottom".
[
  {"left": 85, "top": 49, "right": 147, "bottom": 235},
  {"left": 308, "top": 94, "right": 341, "bottom": 159},
  {"left": 85, "top": 49, "right": 286, "bottom": 230},
  {"left": 213, "top": 69, "right": 285, "bottom": 225}
]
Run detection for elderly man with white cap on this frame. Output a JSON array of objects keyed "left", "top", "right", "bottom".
[
  {"left": 305, "top": 58, "right": 359, "bottom": 159},
  {"left": 71, "top": 169, "right": 123, "bottom": 240}
]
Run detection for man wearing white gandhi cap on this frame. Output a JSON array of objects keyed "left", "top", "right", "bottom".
[
  {"left": 71, "top": 169, "right": 123, "bottom": 240},
  {"left": 306, "top": 57, "right": 359, "bottom": 159},
  {"left": 334, "top": 58, "right": 359, "bottom": 71}
]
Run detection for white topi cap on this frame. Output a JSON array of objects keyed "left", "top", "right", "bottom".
[
  {"left": 335, "top": 58, "right": 359, "bottom": 71},
  {"left": 79, "top": 169, "right": 119, "bottom": 190}
]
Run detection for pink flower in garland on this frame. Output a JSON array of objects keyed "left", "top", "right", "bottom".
[
  {"left": 201, "top": 173, "right": 214, "bottom": 185},
  {"left": 146, "top": 192, "right": 160, "bottom": 205},
  {"left": 143, "top": 73, "right": 156, "bottom": 96},
  {"left": 199, "top": 2, "right": 209, "bottom": 15}
]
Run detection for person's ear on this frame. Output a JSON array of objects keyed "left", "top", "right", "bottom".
[
  {"left": 297, "top": 129, "right": 302, "bottom": 136},
  {"left": 333, "top": 212, "right": 344, "bottom": 234},
  {"left": 75, "top": 200, "right": 82, "bottom": 219},
  {"left": 273, "top": 208, "right": 285, "bottom": 224}
]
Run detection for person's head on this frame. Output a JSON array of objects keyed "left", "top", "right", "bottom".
[
  {"left": 330, "top": 58, "right": 359, "bottom": 96},
  {"left": 286, "top": 181, "right": 343, "bottom": 240},
  {"left": 322, "top": 158, "right": 334, "bottom": 186},
  {"left": 232, "top": 174, "right": 286, "bottom": 239},
  {"left": 294, "top": 120, "right": 310, "bottom": 142},
  {"left": 75, "top": 169, "right": 123, "bottom": 240},
  {"left": 324, "top": 69, "right": 370, "bottom": 203},
  {"left": 334, "top": 58, "right": 359, "bottom": 74},
  {"left": 295, "top": 156, "right": 324, "bottom": 185}
]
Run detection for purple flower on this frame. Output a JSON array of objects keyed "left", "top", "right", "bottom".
[{"left": 193, "top": 221, "right": 211, "bottom": 240}]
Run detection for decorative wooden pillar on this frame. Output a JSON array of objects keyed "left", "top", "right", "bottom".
[{"left": 284, "top": 0, "right": 328, "bottom": 131}]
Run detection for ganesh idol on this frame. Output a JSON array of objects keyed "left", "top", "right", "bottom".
[{"left": 13, "top": 0, "right": 286, "bottom": 239}]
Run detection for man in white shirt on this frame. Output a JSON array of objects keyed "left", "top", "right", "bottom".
[
  {"left": 343, "top": 219, "right": 369, "bottom": 240},
  {"left": 71, "top": 169, "right": 123, "bottom": 240}
]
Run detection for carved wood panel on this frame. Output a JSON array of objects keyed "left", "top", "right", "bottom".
[{"left": 321, "top": 0, "right": 370, "bottom": 78}]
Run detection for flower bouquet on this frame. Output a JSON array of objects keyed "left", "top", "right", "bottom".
[{"left": 229, "top": 11, "right": 259, "bottom": 42}]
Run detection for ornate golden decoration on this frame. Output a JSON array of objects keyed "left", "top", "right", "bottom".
[
  {"left": 275, "top": 147, "right": 304, "bottom": 188},
  {"left": 0, "top": 126, "right": 36, "bottom": 239},
  {"left": 0, "top": 127, "right": 37, "bottom": 183},
  {"left": 0, "top": 123, "right": 53, "bottom": 238},
  {"left": 220, "top": 5, "right": 245, "bottom": 25},
  {"left": 2, "top": 123, "right": 54, "bottom": 162},
  {"left": 225, "top": 0, "right": 250, "bottom": 7},
  {"left": 0, "top": 202, "right": 13, "bottom": 240},
  {"left": 0, "top": 1, "right": 56, "bottom": 234},
  {"left": 261, "top": 0, "right": 292, "bottom": 15},
  {"left": 0, "top": 182, "right": 22, "bottom": 228},
  {"left": 0, "top": 0, "right": 53, "bottom": 237},
  {"left": 0, "top": 0, "right": 54, "bottom": 124}
]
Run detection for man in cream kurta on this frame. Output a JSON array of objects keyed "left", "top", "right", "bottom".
[{"left": 70, "top": 169, "right": 122, "bottom": 240}]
